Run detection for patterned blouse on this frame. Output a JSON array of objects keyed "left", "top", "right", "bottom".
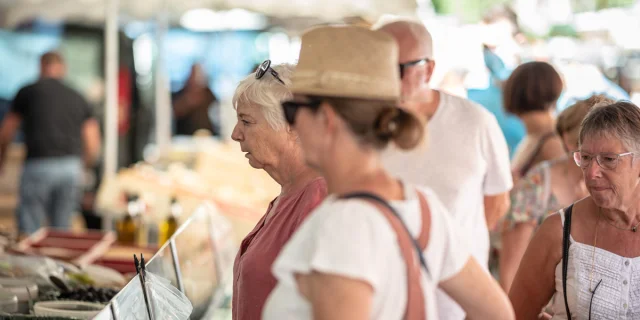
[{"left": 501, "top": 159, "right": 561, "bottom": 231}]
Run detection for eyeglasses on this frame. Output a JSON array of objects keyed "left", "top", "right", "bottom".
[
  {"left": 281, "top": 99, "right": 322, "bottom": 125},
  {"left": 255, "top": 59, "right": 285, "bottom": 85},
  {"left": 399, "top": 58, "right": 430, "bottom": 78},
  {"left": 573, "top": 151, "right": 636, "bottom": 170}
]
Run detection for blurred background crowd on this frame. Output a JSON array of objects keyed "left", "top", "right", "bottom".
[{"left": 0, "top": 0, "right": 639, "bottom": 318}]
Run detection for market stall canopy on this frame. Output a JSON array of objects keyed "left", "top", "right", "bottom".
[{"left": 0, "top": 0, "right": 419, "bottom": 28}]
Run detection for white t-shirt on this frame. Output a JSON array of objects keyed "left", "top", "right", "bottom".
[
  {"left": 381, "top": 91, "right": 513, "bottom": 319},
  {"left": 262, "top": 185, "right": 469, "bottom": 320}
]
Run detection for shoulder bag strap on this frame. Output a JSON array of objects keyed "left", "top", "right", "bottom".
[
  {"left": 340, "top": 192, "right": 426, "bottom": 320},
  {"left": 562, "top": 204, "right": 574, "bottom": 319},
  {"left": 520, "top": 132, "right": 556, "bottom": 177}
]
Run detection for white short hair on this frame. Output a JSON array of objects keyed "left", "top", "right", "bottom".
[{"left": 232, "top": 63, "right": 295, "bottom": 131}]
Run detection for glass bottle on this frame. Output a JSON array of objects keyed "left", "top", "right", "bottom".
[
  {"left": 116, "top": 194, "right": 139, "bottom": 245},
  {"left": 159, "top": 197, "right": 181, "bottom": 245}
]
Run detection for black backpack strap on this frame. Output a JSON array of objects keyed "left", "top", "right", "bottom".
[
  {"left": 340, "top": 192, "right": 429, "bottom": 276},
  {"left": 562, "top": 204, "right": 574, "bottom": 319}
]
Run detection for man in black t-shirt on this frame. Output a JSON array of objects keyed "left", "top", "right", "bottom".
[
  {"left": 0, "top": 51, "right": 101, "bottom": 235},
  {"left": 172, "top": 63, "right": 219, "bottom": 136}
]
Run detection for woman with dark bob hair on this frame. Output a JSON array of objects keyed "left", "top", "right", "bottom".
[{"left": 504, "top": 61, "right": 565, "bottom": 178}]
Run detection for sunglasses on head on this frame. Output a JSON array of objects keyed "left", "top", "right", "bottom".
[
  {"left": 281, "top": 98, "right": 323, "bottom": 125},
  {"left": 256, "top": 59, "right": 285, "bottom": 85},
  {"left": 399, "top": 58, "right": 430, "bottom": 78}
]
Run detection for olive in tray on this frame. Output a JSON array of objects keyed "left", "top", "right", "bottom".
[{"left": 42, "top": 286, "right": 118, "bottom": 304}]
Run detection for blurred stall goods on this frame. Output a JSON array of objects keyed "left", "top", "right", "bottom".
[
  {"left": 0, "top": 251, "right": 130, "bottom": 318},
  {"left": 33, "top": 300, "right": 105, "bottom": 319},
  {"left": 0, "top": 278, "right": 39, "bottom": 313},
  {"left": 96, "top": 138, "right": 278, "bottom": 244},
  {"left": 0, "top": 255, "right": 64, "bottom": 287},
  {"left": 0, "top": 144, "right": 24, "bottom": 219},
  {"left": 13, "top": 229, "right": 116, "bottom": 269}
]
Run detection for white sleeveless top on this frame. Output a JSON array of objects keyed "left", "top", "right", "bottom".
[{"left": 551, "top": 209, "right": 640, "bottom": 319}]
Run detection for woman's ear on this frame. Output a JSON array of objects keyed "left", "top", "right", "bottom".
[{"left": 319, "top": 102, "right": 336, "bottom": 135}]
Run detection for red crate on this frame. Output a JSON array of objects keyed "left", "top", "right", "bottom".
[{"left": 14, "top": 228, "right": 116, "bottom": 268}]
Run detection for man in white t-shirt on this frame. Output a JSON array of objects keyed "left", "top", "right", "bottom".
[{"left": 376, "top": 19, "right": 513, "bottom": 319}]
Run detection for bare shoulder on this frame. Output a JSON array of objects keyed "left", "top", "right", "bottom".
[
  {"left": 531, "top": 210, "right": 564, "bottom": 263},
  {"left": 537, "top": 212, "right": 563, "bottom": 243},
  {"left": 539, "top": 136, "right": 565, "bottom": 162}
]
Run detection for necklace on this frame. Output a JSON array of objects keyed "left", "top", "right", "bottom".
[
  {"left": 589, "top": 214, "right": 600, "bottom": 292},
  {"left": 598, "top": 208, "right": 640, "bottom": 232}
]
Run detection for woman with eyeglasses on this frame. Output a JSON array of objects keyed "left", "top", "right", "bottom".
[
  {"left": 510, "top": 101, "right": 640, "bottom": 319},
  {"left": 230, "top": 61, "right": 327, "bottom": 320},
  {"left": 499, "top": 95, "right": 614, "bottom": 293},
  {"left": 262, "top": 25, "right": 513, "bottom": 320}
]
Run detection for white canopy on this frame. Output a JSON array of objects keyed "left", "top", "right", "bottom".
[
  {"left": 0, "top": 0, "right": 419, "bottom": 181},
  {"left": 0, "top": 0, "right": 418, "bottom": 27}
]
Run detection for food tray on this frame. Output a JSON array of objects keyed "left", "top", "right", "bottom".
[
  {"left": 93, "top": 244, "right": 158, "bottom": 275},
  {"left": 13, "top": 229, "right": 116, "bottom": 269}
]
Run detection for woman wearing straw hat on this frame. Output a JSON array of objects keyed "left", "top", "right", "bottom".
[{"left": 262, "top": 25, "right": 514, "bottom": 320}]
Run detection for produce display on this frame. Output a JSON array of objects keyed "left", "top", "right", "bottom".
[
  {"left": 96, "top": 139, "right": 275, "bottom": 244},
  {"left": 40, "top": 286, "right": 118, "bottom": 304},
  {"left": 0, "top": 253, "right": 126, "bottom": 318}
]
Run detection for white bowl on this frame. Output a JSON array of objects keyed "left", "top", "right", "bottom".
[
  {"left": 0, "top": 278, "right": 38, "bottom": 314},
  {"left": 34, "top": 301, "right": 105, "bottom": 319}
]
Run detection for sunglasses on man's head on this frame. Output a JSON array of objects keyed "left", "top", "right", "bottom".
[
  {"left": 256, "top": 59, "right": 285, "bottom": 85},
  {"left": 281, "top": 99, "right": 322, "bottom": 125},
  {"left": 399, "top": 58, "right": 430, "bottom": 78}
]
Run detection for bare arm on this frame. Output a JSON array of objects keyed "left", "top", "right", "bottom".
[
  {"left": 0, "top": 112, "right": 22, "bottom": 172},
  {"left": 297, "top": 271, "right": 372, "bottom": 320},
  {"left": 82, "top": 118, "right": 101, "bottom": 167},
  {"left": 509, "top": 214, "right": 562, "bottom": 319},
  {"left": 439, "top": 257, "right": 515, "bottom": 320},
  {"left": 499, "top": 222, "right": 536, "bottom": 292},
  {"left": 484, "top": 192, "right": 510, "bottom": 230}
]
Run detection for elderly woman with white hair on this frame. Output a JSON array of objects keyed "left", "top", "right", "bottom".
[{"left": 230, "top": 60, "right": 327, "bottom": 320}]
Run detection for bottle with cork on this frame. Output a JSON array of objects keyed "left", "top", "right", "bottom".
[{"left": 116, "top": 194, "right": 139, "bottom": 245}]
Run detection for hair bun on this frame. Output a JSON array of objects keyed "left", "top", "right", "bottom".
[
  {"left": 375, "top": 107, "right": 424, "bottom": 150},
  {"left": 374, "top": 108, "right": 400, "bottom": 140}
]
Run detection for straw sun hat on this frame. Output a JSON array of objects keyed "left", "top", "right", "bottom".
[{"left": 291, "top": 25, "right": 401, "bottom": 102}]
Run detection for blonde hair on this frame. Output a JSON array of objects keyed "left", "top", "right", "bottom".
[
  {"left": 556, "top": 94, "right": 615, "bottom": 138},
  {"left": 232, "top": 63, "right": 295, "bottom": 131}
]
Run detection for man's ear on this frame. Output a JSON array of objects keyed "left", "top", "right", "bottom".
[{"left": 425, "top": 60, "right": 436, "bottom": 84}]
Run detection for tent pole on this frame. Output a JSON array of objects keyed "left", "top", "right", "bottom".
[
  {"left": 155, "top": 0, "right": 171, "bottom": 155},
  {"left": 102, "top": 0, "right": 119, "bottom": 232},
  {"left": 103, "top": 0, "right": 119, "bottom": 180}
]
